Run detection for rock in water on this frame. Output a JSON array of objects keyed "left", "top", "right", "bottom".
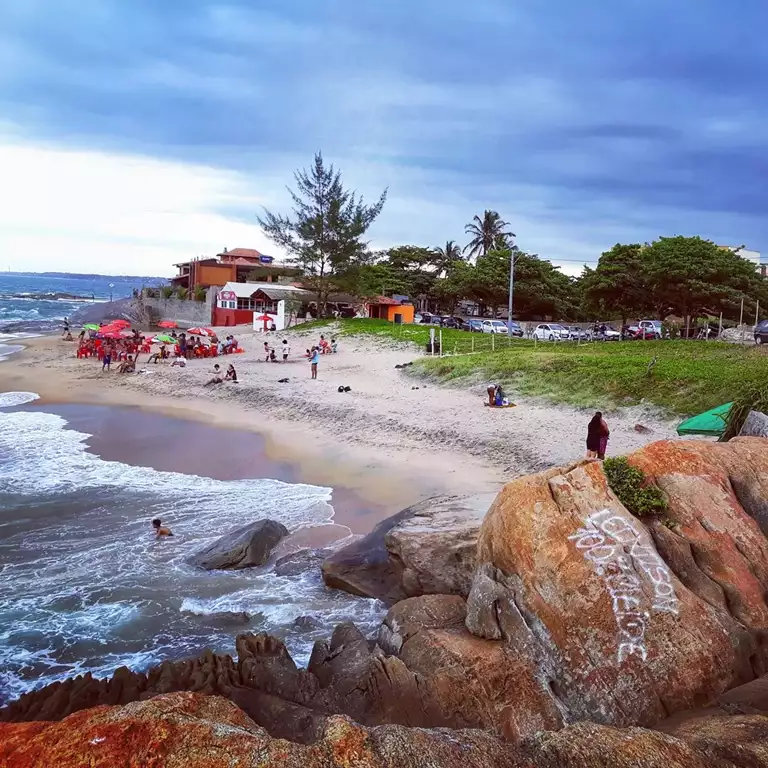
[{"left": 186, "top": 519, "right": 289, "bottom": 570}]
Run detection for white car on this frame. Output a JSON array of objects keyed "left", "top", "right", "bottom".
[
  {"left": 481, "top": 320, "right": 509, "bottom": 334},
  {"left": 533, "top": 323, "right": 570, "bottom": 341}
]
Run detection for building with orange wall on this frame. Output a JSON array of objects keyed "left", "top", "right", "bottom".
[{"left": 365, "top": 296, "right": 415, "bottom": 323}]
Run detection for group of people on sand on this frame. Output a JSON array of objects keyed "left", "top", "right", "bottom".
[
  {"left": 262, "top": 339, "right": 290, "bottom": 362},
  {"left": 204, "top": 363, "right": 238, "bottom": 387}
]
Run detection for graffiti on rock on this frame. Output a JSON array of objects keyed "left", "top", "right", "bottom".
[{"left": 569, "top": 508, "right": 678, "bottom": 664}]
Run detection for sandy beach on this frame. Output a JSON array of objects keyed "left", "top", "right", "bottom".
[{"left": 0, "top": 326, "right": 680, "bottom": 522}]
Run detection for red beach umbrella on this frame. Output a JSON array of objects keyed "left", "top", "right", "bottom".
[
  {"left": 187, "top": 327, "right": 214, "bottom": 336},
  {"left": 256, "top": 313, "right": 272, "bottom": 331},
  {"left": 111, "top": 320, "right": 131, "bottom": 328},
  {"left": 158, "top": 320, "right": 178, "bottom": 329}
]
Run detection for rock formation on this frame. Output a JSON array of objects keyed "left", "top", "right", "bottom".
[
  {"left": 4, "top": 690, "right": 768, "bottom": 767},
  {"left": 4, "top": 438, "right": 768, "bottom": 765},
  {"left": 187, "top": 519, "right": 289, "bottom": 570},
  {"left": 322, "top": 495, "right": 493, "bottom": 603}
]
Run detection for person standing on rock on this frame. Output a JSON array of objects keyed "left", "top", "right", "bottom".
[{"left": 586, "top": 412, "right": 610, "bottom": 460}]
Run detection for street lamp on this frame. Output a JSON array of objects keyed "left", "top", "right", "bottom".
[
  {"left": 507, "top": 247, "right": 519, "bottom": 333},
  {"left": 109, "top": 283, "right": 115, "bottom": 303}
]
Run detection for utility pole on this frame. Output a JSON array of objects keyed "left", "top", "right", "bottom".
[{"left": 507, "top": 247, "right": 517, "bottom": 333}]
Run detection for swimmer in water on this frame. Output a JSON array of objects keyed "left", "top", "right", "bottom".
[{"left": 152, "top": 518, "right": 173, "bottom": 537}]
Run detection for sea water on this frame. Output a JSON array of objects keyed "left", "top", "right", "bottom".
[{"left": 0, "top": 400, "right": 384, "bottom": 705}]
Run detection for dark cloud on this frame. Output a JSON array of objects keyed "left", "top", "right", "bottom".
[{"left": 1, "top": 0, "right": 768, "bottom": 261}]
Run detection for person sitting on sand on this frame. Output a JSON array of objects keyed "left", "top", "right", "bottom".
[
  {"left": 78, "top": 329, "right": 86, "bottom": 342},
  {"left": 331, "top": 338, "right": 338, "bottom": 353},
  {"left": 263, "top": 341, "right": 271, "bottom": 362},
  {"left": 225, "top": 364, "right": 238, "bottom": 382},
  {"left": 152, "top": 518, "right": 173, "bottom": 537},
  {"left": 486, "top": 384, "right": 508, "bottom": 407},
  {"left": 170, "top": 356, "right": 186, "bottom": 368},
  {"left": 117, "top": 355, "right": 135, "bottom": 374},
  {"left": 269, "top": 348, "right": 277, "bottom": 363},
  {"left": 204, "top": 364, "right": 223, "bottom": 386},
  {"left": 319, "top": 335, "right": 330, "bottom": 354},
  {"left": 148, "top": 344, "right": 167, "bottom": 364},
  {"left": 63, "top": 331, "right": 74, "bottom": 341}
]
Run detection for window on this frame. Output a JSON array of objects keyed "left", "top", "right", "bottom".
[{"left": 237, "top": 297, "right": 254, "bottom": 310}]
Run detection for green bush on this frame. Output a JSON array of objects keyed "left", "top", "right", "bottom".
[
  {"left": 603, "top": 457, "right": 667, "bottom": 518},
  {"left": 160, "top": 285, "right": 175, "bottom": 300}
]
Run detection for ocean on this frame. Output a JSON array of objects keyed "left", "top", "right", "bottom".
[
  {"left": 0, "top": 272, "right": 157, "bottom": 357},
  {"left": 0, "top": 275, "right": 384, "bottom": 707}
]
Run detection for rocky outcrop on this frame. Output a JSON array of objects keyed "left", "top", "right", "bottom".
[
  {"left": 466, "top": 449, "right": 758, "bottom": 736},
  {"left": 5, "top": 438, "right": 768, "bottom": 759},
  {"left": 322, "top": 495, "right": 492, "bottom": 603},
  {"left": 740, "top": 410, "right": 768, "bottom": 438},
  {"left": 4, "top": 691, "right": 768, "bottom": 768},
  {"left": 187, "top": 519, "right": 289, "bottom": 570},
  {"left": 274, "top": 547, "right": 333, "bottom": 577}
]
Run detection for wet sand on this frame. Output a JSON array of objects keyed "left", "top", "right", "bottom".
[{"left": 17, "top": 402, "right": 387, "bottom": 536}]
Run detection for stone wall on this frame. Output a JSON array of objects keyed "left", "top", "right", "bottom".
[{"left": 143, "top": 292, "right": 215, "bottom": 327}]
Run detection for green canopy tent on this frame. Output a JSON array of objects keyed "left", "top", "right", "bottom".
[{"left": 676, "top": 402, "right": 732, "bottom": 437}]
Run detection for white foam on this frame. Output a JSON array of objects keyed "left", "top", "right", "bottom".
[
  {"left": 0, "top": 392, "right": 39, "bottom": 408},
  {"left": 0, "top": 409, "right": 383, "bottom": 700}
]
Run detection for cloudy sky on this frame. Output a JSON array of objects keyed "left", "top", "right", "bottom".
[{"left": 1, "top": 1, "right": 766, "bottom": 277}]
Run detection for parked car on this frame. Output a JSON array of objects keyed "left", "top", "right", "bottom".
[
  {"left": 468, "top": 319, "right": 484, "bottom": 333},
  {"left": 481, "top": 319, "right": 509, "bottom": 334},
  {"left": 755, "top": 320, "right": 768, "bottom": 345},
  {"left": 602, "top": 326, "right": 622, "bottom": 341},
  {"left": 533, "top": 323, "right": 570, "bottom": 341},
  {"left": 506, "top": 321, "right": 525, "bottom": 338},
  {"left": 440, "top": 316, "right": 466, "bottom": 330},
  {"left": 629, "top": 320, "right": 663, "bottom": 339},
  {"left": 566, "top": 325, "right": 590, "bottom": 341}
]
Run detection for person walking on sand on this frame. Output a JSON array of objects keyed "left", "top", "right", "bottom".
[
  {"left": 102, "top": 346, "right": 112, "bottom": 372},
  {"left": 586, "top": 411, "right": 610, "bottom": 460},
  {"left": 282, "top": 339, "right": 290, "bottom": 361},
  {"left": 309, "top": 345, "right": 320, "bottom": 379}
]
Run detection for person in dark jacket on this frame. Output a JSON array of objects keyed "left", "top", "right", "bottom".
[{"left": 586, "top": 412, "right": 610, "bottom": 460}]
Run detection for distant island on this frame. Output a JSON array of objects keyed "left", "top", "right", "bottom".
[{"left": 5, "top": 271, "right": 169, "bottom": 282}]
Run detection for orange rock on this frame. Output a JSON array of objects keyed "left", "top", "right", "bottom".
[{"left": 468, "top": 443, "right": 761, "bottom": 736}]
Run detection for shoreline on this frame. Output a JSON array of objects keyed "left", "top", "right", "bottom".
[
  {"left": 0, "top": 334, "right": 507, "bottom": 520},
  {"left": 0, "top": 330, "right": 681, "bottom": 524}
]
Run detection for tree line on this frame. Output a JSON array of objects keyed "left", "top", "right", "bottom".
[{"left": 259, "top": 154, "right": 768, "bottom": 326}]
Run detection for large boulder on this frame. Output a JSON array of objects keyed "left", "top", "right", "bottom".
[
  {"left": 465, "top": 444, "right": 761, "bottom": 737},
  {"left": 385, "top": 493, "right": 496, "bottom": 597},
  {"left": 627, "top": 438, "right": 768, "bottom": 652},
  {"left": 322, "top": 495, "right": 492, "bottom": 603},
  {"left": 186, "top": 519, "right": 289, "bottom": 570},
  {"left": 4, "top": 690, "right": 768, "bottom": 768}
]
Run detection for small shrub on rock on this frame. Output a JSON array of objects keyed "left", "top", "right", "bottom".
[{"left": 603, "top": 456, "right": 667, "bottom": 518}]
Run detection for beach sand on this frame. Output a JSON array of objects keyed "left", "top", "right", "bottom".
[{"left": 0, "top": 328, "right": 680, "bottom": 531}]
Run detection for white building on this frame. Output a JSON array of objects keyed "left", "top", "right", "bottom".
[{"left": 726, "top": 246, "right": 767, "bottom": 277}]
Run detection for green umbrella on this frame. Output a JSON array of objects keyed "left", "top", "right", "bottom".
[
  {"left": 83, "top": 323, "right": 100, "bottom": 331},
  {"left": 676, "top": 402, "right": 733, "bottom": 437},
  {"left": 152, "top": 334, "right": 175, "bottom": 344}
]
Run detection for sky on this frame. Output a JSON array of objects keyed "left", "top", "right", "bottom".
[{"left": 1, "top": 1, "right": 767, "bottom": 277}]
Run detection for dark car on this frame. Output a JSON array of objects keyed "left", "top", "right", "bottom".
[
  {"left": 420, "top": 313, "right": 434, "bottom": 324},
  {"left": 468, "top": 319, "right": 484, "bottom": 333},
  {"left": 507, "top": 321, "right": 524, "bottom": 338},
  {"left": 755, "top": 319, "right": 768, "bottom": 345},
  {"left": 440, "top": 316, "right": 466, "bottom": 329}
]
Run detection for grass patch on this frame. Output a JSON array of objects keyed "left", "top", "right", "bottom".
[
  {"left": 604, "top": 457, "right": 668, "bottom": 518},
  {"left": 292, "top": 319, "right": 768, "bottom": 416}
]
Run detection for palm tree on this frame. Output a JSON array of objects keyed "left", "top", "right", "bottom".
[
  {"left": 432, "top": 240, "right": 463, "bottom": 276},
  {"left": 463, "top": 210, "right": 515, "bottom": 259}
]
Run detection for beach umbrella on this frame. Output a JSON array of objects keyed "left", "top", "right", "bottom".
[
  {"left": 152, "top": 334, "right": 175, "bottom": 344},
  {"left": 158, "top": 320, "right": 178, "bottom": 329},
  {"left": 256, "top": 313, "right": 272, "bottom": 331},
  {"left": 187, "top": 327, "right": 214, "bottom": 336},
  {"left": 83, "top": 323, "right": 100, "bottom": 331},
  {"left": 99, "top": 331, "right": 124, "bottom": 340},
  {"left": 676, "top": 402, "right": 732, "bottom": 437},
  {"left": 111, "top": 320, "right": 131, "bottom": 328}
]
